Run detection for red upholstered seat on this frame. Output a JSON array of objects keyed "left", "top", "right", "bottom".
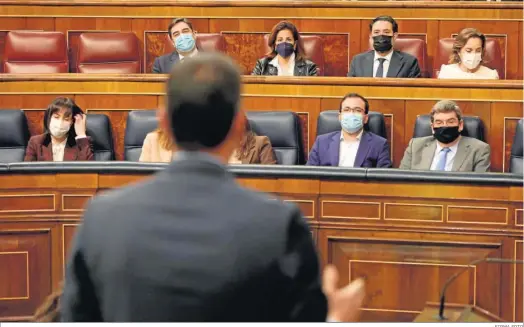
[
  {"left": 262, "top": 34, "right": 325, "bottom": 76},
  {"left": 3, "top": 31, "right": 68, "bottom": 73},
  {"left": 163, "top": 33, "right": 226, "bottom": 53},
  {"left": 77, "top": 32, "right": 141, "bottom": 73},
  {"left": 435, "top": 38, "right": 505, "bottom": 79}
]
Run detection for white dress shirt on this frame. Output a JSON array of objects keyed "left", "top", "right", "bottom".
[
  {"left": 438, "top": 64, "right": 499, "bottom": 80},
  {"left": 338, "top": 130, "right": 363, "bottom": 167},
  {"left": 269, "top": 52, "right": 295, "bottom": 76},
  {"left": 51, "top": 139, "right": 67, "bottom": 162},
  {"left": 430, "top": 141, "right": 459, "bottom": 171},
  {"left": 179, "top": 49, "right": 199, "bottom": 61},
  {"left": 373, "top": 50, "right": 394, "bottom": 78}
]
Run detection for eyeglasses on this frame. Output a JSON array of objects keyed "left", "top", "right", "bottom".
[{"left": 341, "top": 107, "right": 365, "bottom": 114}]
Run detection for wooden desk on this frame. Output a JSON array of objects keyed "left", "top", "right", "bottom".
[
  {"left": 0, "top": 75, "right": 522, "bottom": 171},
  {"left": 0, "top": 0, "right": 522, "bottom": 78},
  {"left": 0, "top": 163, "right": 521, "bottom": 322}
]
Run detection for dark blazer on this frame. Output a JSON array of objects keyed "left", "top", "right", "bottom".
[
  {"left": 24, "top": 133, "right": 94, "bottom": 162},
  {"left": 252, "top": 57, "right": 318, "bottom": 76},
  {"left": 348, "top": 50, "right": 421, "bottom": 78},
  {"left": 153, "top": 48, "right": 203, "bottom": 74},
  {"left": 152, "top": 52, "right": 180, "bottom": 74},
  {"left": 239, "top": 135, "right": 277, "bottom": 164},
  {"left": 61, "top": 151, "right": 327, "bottom": 321},
  {"left": 307, "top": 131, "right": 391, "bottom": 168}
]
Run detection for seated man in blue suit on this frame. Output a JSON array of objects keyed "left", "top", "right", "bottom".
[
  {"left": 153, "top": 18, "right": 199, "bottom": 74},
  {"left": 307, "top": 93, "right": 392, "bottom": 168}
]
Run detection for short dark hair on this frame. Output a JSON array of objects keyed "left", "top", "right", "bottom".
[
  {"left": 266, "top": 21, "right": 307, "bottom": 61},
  {"left": 430, "top": 100, "right": 462, "bottom": 122},
  {"left": 339, "top": 93, "right": 369, "bottom": 114},
  {"left": 369, "top": 15, "right": 398, "bottom": 34},
  {"left": 167, "top": 18, "right": 194, "bottom": 40},
  {"left": 166, "top": 53, "right": 241, "bottom": 151},
  {"left": 43, "top": 97, "right": 83, "bottom": 142}
]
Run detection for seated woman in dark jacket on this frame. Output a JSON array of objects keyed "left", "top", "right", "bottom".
[
  {"left": 252, "top": 21, "right": 318, "bottom": 76},
  {"left": 24, "top": 97, "right": 93, "bottom": 162}
]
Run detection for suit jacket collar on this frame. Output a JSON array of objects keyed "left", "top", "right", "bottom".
[
  {"left": 452, "top": 137, "right": 471, "bottom": 171},
  {"left": 169, "top": 52, "right": 180, "bottom": 63},
  {"left": 353, "top": 131, "right": 372, "bottom": 167},
  {"left": 41, "top": 133, "right": 79, "bottom": 161},
  {"left": 241, "top": 138, "right": 257, "bottom": 164},
  {"left": 421, "top": 138, "right": 438, "bottom": 169},
  {"left": 169, "top": 150, "right": 230, "bottom": 177},
  {"left": 328, "top": 131, "right": 342, "bottom": 166},
  {"left": 387, "top": 50, "right": 404, "bottom": 77},
  {"left": 329, "top": 130, "right": 370, "bottom": 167},
  {"left": 363, "top": 51, "right": 375, "bottom": 77}
]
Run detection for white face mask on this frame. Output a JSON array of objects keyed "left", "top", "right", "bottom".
[
  {"left": 49, "top": 117, "right": 70, "bottom": 138},
  {"left": 460, "top": 52, "right": 482, "bottom": 70}
]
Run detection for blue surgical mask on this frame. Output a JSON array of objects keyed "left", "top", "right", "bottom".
[
  {"left": 175, "top": 34, "right": 195, "bottom": 53},
  {"left": 340, "top": 113, "right": 363, "bottom": 134}
]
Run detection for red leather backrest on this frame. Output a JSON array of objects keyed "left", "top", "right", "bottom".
[
  {"left": 77, "top": 32, "right": 141, "bottom": 73},
  {"left": 435, "top": 38, "right": 505, "bottom": 79},
  {"left": 3, "top": 31, "right": 68, "bottom": 73},
  {"left": 163, "top": 33, "right": 226, "bottom": 54},
  {"left": 262, "top": 34, "right": 325, "bottom": 76},
  {"left": 196, "top": 34, "right": 226, "bottom": 52}
]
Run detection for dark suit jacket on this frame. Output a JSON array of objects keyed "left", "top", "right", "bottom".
[
  {"left": 251, "top": 57, "right": 318, "bottom": 76},
  {"left": 24, "top": 133, "right": 94, "bottom": 161},
  {"left": 152, "top": 52, "right": 180, "bottom": 74},
  {"left": 348, "top": 50, "right": 421, "bottom": 78},
  {"left": 307, "top": 131, "right": 391, "bottom": 167},
  {"left": 61, "top": 151, "right": 327, "bottom": 321}
]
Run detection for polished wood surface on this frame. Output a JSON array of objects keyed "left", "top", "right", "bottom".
[
  {"left": 0, "top": 170, "right": 522, "bottom": 321},
  {"left": 0, "top": 1, "right": 521, "bottom": 78},
  {"left": 0, "top": 75, "right": 522, "bottom": 171}
]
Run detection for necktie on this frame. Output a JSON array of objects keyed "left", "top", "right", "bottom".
[
  {"left": 435, "top": 148, "right": 451, "bottom": 171},
  {"left": 375, "top": 58, "right": 386, "bottom": 78}
]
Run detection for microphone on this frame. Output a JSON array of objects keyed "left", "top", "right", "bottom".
[{"left": 438, "top": 257, "right": 524, "bottom": 320}]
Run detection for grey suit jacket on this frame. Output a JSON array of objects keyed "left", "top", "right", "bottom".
[
  {"left": 152, "top": 51, "right": 180, "bottom": 74},
  {"left": 399, "top": 136, "right": 491, "bottom": 172},
  {"left": 61, "top": 152, "right": 327, "bottom": 321},
  {"left": 348, "top": 50, "right": 421, "bottom": 78}
]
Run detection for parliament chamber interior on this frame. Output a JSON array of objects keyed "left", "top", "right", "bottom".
[{"left": 0, "top": 0, "right": 522, "bottom": 323}]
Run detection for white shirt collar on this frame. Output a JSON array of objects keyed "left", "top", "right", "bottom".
[
  {"left": 179, "top": 48, "right": 198, "bottom": 60},
  {"left": 374, "top": 50, "right": 394, "bottom": 63},
  {"left": 340, "top": 129, "right": 364, "bottom": 142},
  {"left": 435, "top": 139, "right": 459, "bottom": 154}
]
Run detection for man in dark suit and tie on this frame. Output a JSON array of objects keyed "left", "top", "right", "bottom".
[
  {"left": 61, "top": 53, "right": 365, "bottom": 322},
  {"left": 307, "top": 93, "right": 391, "bottom": 168},
  {"left": 348, "top": 16, "right": 421, "bottom": 78},
  {"left": 152, "top": 18, "right": 200, "bottom": 74}
]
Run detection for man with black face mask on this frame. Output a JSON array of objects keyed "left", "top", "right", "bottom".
[
  {"left": 400, "top": 100, "right": 491, "bottom": 172},
  {"left": 347, "top": 16, "right": 421, "bottom": 78}
]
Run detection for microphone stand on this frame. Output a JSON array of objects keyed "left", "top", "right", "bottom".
[{"left": 437, "top": 257, "right": 524, "bottom": 321}]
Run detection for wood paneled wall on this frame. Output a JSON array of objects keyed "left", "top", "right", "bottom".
[
  {"left": 0, "top": 75, "right": 521, "bottom": 172},
  {"left": 0, "top": 171, "right": 521, "bottom": 321},
  {"left": 0, "top": 1, "right": 522, "bottom": 78}
]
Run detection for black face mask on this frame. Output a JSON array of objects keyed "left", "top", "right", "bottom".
[
  {"left": 372, "top": 35, "right": 393, "bottom": 52},
  {"left": 433, "top": 126, "right": 461, "bottom": 144}
]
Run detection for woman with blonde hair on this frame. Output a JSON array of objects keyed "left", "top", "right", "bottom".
[
  {"left": 139, "top": 127, "right": 174, "bottom": 162},
  {"left": 438, "top": 28, "right": 499, "bottom": 79}
]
